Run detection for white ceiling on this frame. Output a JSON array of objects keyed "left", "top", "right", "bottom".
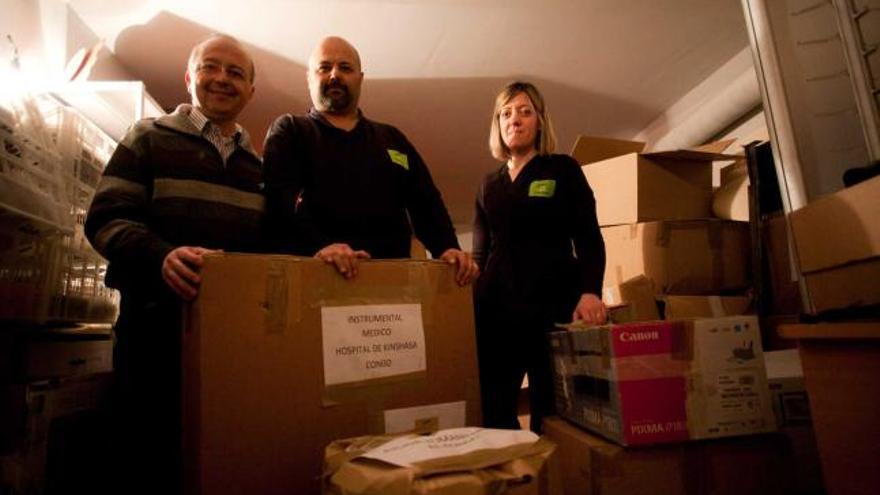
[{"left": 66, "top": 0, "right": 750, "bottom": 228}]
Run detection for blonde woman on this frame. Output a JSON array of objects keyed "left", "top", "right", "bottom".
[{"left": 472, "top": 81, "right": 606, "bottom": 432}]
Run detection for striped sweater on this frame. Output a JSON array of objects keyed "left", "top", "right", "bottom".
[{"left": 85, "top": 104, "right": 266, "bottom": 297}]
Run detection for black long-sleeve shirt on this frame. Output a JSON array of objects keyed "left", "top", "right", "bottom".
[
  {"left": 473, "top": 153, "right": 605, "bottom": 313},
  {"left": 263, "top": 109, "right": 460, "bottom": 258}
]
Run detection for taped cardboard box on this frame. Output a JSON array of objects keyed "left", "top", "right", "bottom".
[
  {"left": 602, "top": 276, "right": 660, "bottom": 323},
  {"left": 601, "top": 220, "right": 751, "bottom": 295},
  {"left": 549, "top": 316, "right": 776, "bottom": 446},
  {"left": 571, "top": 136, "right": 736, "bottom": 227},
  {"left": 789, "top": 176, "right": 880, "bottom": 314},
  {"left": 543, "top": 416, "right": 793, "bottom": 495},
  {"left": 323, "top": 428, "right": 557, "bottom": 495},
  {"left": 712, "top": 160, "right": 749, "bottom": 221},
  {"left": 182, "top": 255, "right": 482, "bottom": 495},
  {"left": 658, "top": 295, "right": 752, "bottom": 320}
]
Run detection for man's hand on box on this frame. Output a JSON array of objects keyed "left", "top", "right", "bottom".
[
  {"left": 162, "top": 246, "right": 218, "bottom": 301},
  {"left": 439, "top": 248, "right": 479, "bottom": 286},
  {"left": 315, "top": 243, "right": 371, "bottom": 279},
  {"left": 572, "top": 293, "right": 606, "bottom": 325}
]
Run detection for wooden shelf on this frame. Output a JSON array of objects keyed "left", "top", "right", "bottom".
[{"left": 778, "top": 321, "right": 880, "bottom": 340}]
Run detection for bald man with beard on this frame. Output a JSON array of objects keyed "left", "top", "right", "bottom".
[{"left": 263, "top": 36, "right": 478, "bottom": 285}]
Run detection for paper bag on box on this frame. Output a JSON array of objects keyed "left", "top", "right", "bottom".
[{"left": 323, "top": 427, "right": 556, "bottom": 495}]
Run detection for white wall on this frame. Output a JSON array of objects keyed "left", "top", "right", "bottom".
[{"left": 635, "top": 47, "right": 762, "bottom": 152}]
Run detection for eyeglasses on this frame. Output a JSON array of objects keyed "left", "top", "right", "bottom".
[{"left": 196, "top": 61, "right": 249, "bottom": 82}]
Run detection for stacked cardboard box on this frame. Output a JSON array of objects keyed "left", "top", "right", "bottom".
[
  {"left": 571, "top": 136, "right": 753, "bottom": 321},
  {"left": 543, "top": 416, "right": 792, "bottom": 495},
  {"left": 788, "top": 175, "right": 880, "bottom": 314},
  {"left": 182, "top": 255, "right": 482, "bottom": 495}
]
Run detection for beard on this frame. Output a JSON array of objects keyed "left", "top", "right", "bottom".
[{"left": 319, "top": 80, "right": 352, "bottom": 112}]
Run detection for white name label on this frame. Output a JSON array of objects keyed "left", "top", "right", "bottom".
[
  {"left": 384, "top": 401, "right": 467, "bottom": 434},
  {"left": 321, "top": 304, "right": 426, "bottom": 386},
  {"left": 361, "top": 427, "right": 539, "bottom": 467}
]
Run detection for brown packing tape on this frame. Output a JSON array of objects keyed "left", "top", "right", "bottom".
[
  {"left": 465, "top": 378, "right": 483, "bottom": 427},
  {"left": 322, "top": 370, "right": 430, "bottom": 407},
  {"left": 669, "top": 320, "right": 695, "bottom": 362},
  {"left": 413, "top": 416, "right": 441, "bottom": 433},
  {"left": 563, "top": 330, "right": 577, "bottom": 365},
  {"left": 421, "top": 260, "right": 456, "bottom": 295},
  {"left": 654, "top": 220, "right": 671, "bottom": 247},
  {"left": 264, "top": 259, "right": 290, "bottom": 335},
  {"left": 364, "top": 393, "right": 468, "bottom": 435},
  {"left": 600, "top": 327, "right": 613, "bottom": 371},
  {"left": 708, "top": 222, "right": 724, "bottom": 291}
]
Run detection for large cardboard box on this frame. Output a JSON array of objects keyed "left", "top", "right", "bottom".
[
  {"left": 571, "top": 136, "right": 735, "bottom": 226},
  {"left": 789, "top": 176, "right": 880, "bottom": 314},
  {"left": 549, "top": 316, "right": 776, "bottom": 446},
  {"left": 601, "top": 220, "right": 751, "bottom": 295},
  {"left": 183, "top": 255, "right": 482, "bottom": 495},
  {"left": 779, "top": 322, "right": 880, "bottom": 495},
  {"left": 601, "top": 276, "right": 660, "bottom": 323},
  {"left": 658, "top": 295, "right": 752, "bottom": 320},
  {"left": 543, "top": 416, "right": 792, "bottom": 495}
]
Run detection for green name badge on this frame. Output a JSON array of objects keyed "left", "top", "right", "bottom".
[
  {"left": 528, "top": 179, "right": 556, "bottom": 198},
  {"left": 387, "top": 149, "right": 409, "bottom": 170}
]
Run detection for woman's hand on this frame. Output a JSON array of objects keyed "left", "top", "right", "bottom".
[{"left": 572, "top": 293, "right": 607, "bottom": 325}]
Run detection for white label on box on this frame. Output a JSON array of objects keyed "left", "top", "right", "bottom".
[
  {"left": 321, "top": 303, "right": 426, "bottom": 386},
  {"left": 692, "top": 316, "right": 773, "bottom": 437},
  {"left": 361, "top": 427, "right": 538, "bottom": 467},
  {"left": 693, "top": 316, "right": 762, "bottom": 372},
  {"left": 384, "top": 401, "right": 467, "bottom": 434}
]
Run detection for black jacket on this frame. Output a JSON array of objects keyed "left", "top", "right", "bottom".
[
  {"left": 473, "top": 154, "right": 605, "bottom": 317},
  {"left": 263, "top": 109, "right": 460, "bottom": 258}
]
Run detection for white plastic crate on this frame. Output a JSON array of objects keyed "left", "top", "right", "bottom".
[
  {"left": 0, "top": 218, "right": 118, "bottom": 324},
  {"left": 0, "top": 95, "right": 119, "bottom": 324},
  {"left": 0, "top": 126, "right": 71, "bottom": 232},
  {"left": 44, "top": 104, "right": 115, "bottom": 195},
  {"left": 0, "top": 217, "right": 65, "bottom": 322}
]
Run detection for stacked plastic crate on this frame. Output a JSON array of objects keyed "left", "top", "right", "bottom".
[{"left": 0, "top": 95, "right": 119, "bottom": 324}]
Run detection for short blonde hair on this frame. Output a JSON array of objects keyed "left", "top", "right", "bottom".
[{"left": 489, "top": 81, "right": 556, "bottom": 161}]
